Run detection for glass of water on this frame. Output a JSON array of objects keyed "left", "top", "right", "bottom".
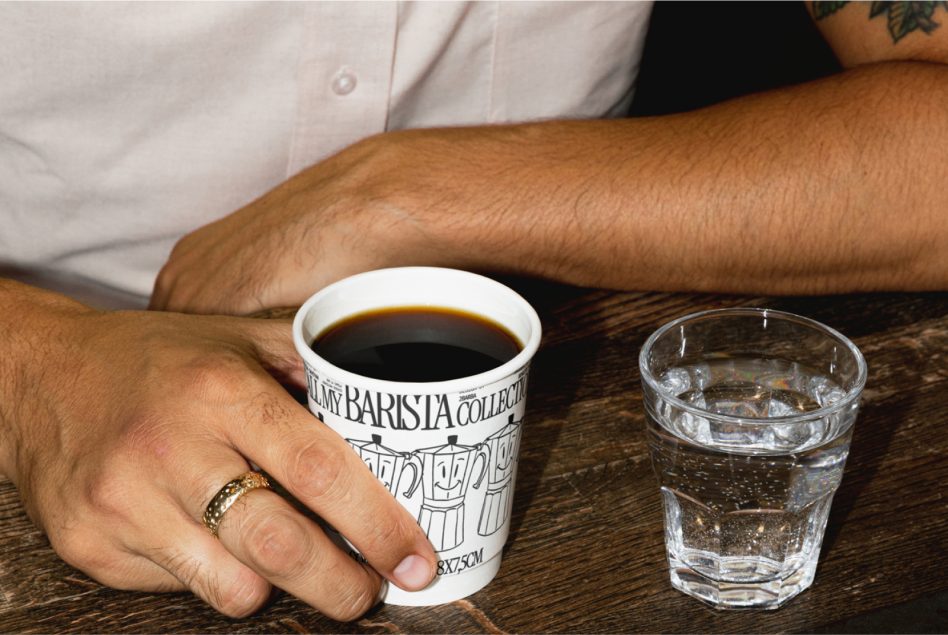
[{"left": 639, "top": 308, "right": 866, "bottom": 609}]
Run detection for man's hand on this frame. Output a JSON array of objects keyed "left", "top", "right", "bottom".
[
  {"left": 0, "top": 282, "right": 436, "bottom": 620},
  {"left": 149, "top": 133, "right": 440, "bottom": 315}
]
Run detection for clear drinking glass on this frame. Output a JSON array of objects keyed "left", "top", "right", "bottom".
[{"left": 639, "top": 308, "right": 867, "bottom": 609}]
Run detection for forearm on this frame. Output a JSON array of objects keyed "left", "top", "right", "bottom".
[
  {"left": 389, "top": 61, "right": 947, "bottom": 293},
  {"left": 150, "top": 61, "right": 945, "bottom": 314}
]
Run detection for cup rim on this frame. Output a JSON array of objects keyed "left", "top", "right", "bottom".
[
  {"left": 292, "top": 267, "right": 543, "bottom": 395},
  {"left": 638, "top": 307, "right": 868, "bottom": 426}
]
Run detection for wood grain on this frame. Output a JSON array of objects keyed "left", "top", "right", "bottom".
[{"left": 1, "top": 285, "right": 944, "bottom": 633}]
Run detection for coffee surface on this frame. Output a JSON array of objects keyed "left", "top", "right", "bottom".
[{"left": 312, "top": 307, "right": 522, "bottom": 382}]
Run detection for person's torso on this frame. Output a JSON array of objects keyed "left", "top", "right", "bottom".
[{"left": 0, "top": 1, "right": 653, "bottom": 307}]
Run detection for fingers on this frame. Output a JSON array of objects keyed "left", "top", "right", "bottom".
[
  {"left": 148, "top": 230, "right": 275, "bottom": 316},
  {"left": 50, "top": 480, "right": 272, "bottom": 618},
  {"left": 206, "top": 320, "right": 435, "bottom": 601},
  {"left": 217, "top": 487, "right": 385, "bottom": 622},
  {"left": 25, "top": 305, "right": 402, "bottom": 622},
  {"left": 224, "top": 384, "right": 438, "bottom": 593},
  {"left": 136, "top": 499, "right": 273, "bottom": 618},
  {"left": 149, "top": 247, "right": 197, "bottom": 313},
  {"left": 149, "top": 443, "right": 385, "bottom": 621},
  {"left": 148, "top": 237, "right": 212, "bottom": 314},
  {"left": 88, "top": 448, "right": 275, "bottom": 617},
  {"left": 148, "top": 262, "right": 173, "bottom": 311},
  {"left": 97, "top": 312, "right": 432, "bottom": 617}
]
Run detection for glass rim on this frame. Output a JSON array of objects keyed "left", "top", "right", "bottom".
[{"left": 638, "top": 307, "right": 868, "bottom": 426}]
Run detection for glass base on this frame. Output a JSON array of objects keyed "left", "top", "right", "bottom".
[{"left": 668, "top": 554, "right": 818, "bottom": 609}]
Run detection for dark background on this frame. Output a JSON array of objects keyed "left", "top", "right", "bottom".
[
  {"left": 629, "top": 1, "right": 842, "bottom": 116},
  {"left": 629, "top": 4, "right": 948, "bottom": 632}
]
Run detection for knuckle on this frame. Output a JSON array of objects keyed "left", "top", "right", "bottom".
[
  {"left": 48, "top": 530, "right": 84, "bottom": 568},
  {"left": 157, "top": 548, "right": 265, "bottom": 616},
  {"left": 51, "top": 527, "right": 113, "bottom": 574},
  {"left": 242, "top": 510, "right": 314, "bottom": 578},
  {"left": 288, "top": 441, "right": 350, "bottom": 502},
  {"left": 327, "top": 577, "right": 377, "bottom": 622},
  {"left": 211, "top": 569, "right": 270, "bottom": 618},
  {"left": 84, "top": 472, "right": 132, "bottom": 520},
  {"left": 180, "top": 353, "right": 249, "bottom": 400}
]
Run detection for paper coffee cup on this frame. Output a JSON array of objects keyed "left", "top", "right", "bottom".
[{"left": 292, "top": 267, "right": 542, "bottom": 605}]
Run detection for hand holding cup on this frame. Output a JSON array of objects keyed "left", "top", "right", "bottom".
[{"left": 0, "top": 298, "right": 436, "bottom": 620}]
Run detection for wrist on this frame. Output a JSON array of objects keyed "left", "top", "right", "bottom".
[
  {"left": 354, "top": 122, "right": 632, "bottom": 284},
  {"left": 341, "top": 127, "right": 529, "bottom": 273},
  {"left": 291, "top": 131, "right": 461, "bottom": 280},
  {"left": 0, "top": 281, "right": 96, "bottom": 480}
]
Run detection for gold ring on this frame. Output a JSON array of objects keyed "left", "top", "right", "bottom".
[{"left": 202, "top": 471, "right": 271, "bottom": 537}]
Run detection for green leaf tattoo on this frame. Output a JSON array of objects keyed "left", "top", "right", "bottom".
[
  {"left": 871, "top": 1, "right": 948, "bottom": 41},
  {"left": 814, "top": 0, "right": 948, "bottom": 42},
  {"left": 813, "top": 1, "right": 851, "bottom": 19}
]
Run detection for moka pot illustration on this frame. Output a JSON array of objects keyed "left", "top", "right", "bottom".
[
  {"left": 477, "top": 414, "right": 523, "bottom": 536},
  {"left": 413, "top": 435, "right": 489, "bottom": 551},
  {"left": 347, "top": 434, "right": 423, "bottom": 500}
]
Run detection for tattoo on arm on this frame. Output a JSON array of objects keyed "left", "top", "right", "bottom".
[{"left": 813, "top": 1, "right": 948, "bottom": 42}]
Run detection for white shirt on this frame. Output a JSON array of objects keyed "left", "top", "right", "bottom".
[{"left": 0, "top": 1, "right": 653, "bottom": 308}]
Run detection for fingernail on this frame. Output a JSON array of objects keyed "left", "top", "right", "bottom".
[{"left": 392, "top": 554, "right": 433, "bottom": 590}]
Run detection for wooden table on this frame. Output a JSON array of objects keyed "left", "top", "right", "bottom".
[{"left": 1, "top": 284, "right": 945, "bottom": 633}]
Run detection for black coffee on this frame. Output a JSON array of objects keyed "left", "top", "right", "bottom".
[{"left": 312, "top": 307, "right": 522, "bottom": 382}]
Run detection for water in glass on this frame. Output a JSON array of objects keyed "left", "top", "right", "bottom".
[{"left": 646, "top": 356, "right": 855, "bottom": 609}]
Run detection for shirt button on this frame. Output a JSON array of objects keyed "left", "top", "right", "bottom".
[{"left": 331, "top": 69, "right": 357, "bottom": 96}]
